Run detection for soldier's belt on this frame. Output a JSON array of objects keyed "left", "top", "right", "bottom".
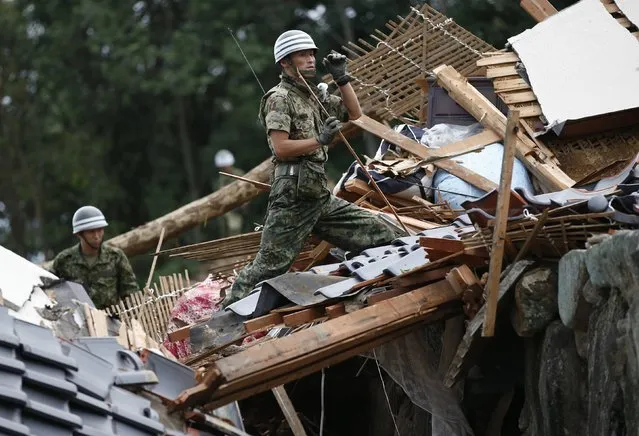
[{"left": 274, "top": 163, "right": 301, "bottom": 177}]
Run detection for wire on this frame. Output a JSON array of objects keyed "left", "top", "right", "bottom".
[
  {"left": 227, "top": 27, "right": 265, "bottom": 94},
  {"left": 373, "top": 349, "right": 401, "bottom": 436},
  {"left": 319, "top": 368, "right": 326, "bottom": 436}
]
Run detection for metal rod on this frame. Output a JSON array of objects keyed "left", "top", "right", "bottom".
[{"left": 295, "top": 69, "right": 410, "bottom": 234}]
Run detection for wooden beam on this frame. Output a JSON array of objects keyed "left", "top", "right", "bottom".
[
  {"left": 433, "top": 65, "right": 574, "bottom": 191},
  {"left": 366, "top": 288, "right": 407, "bottom": 305},
  {"left": 493, "top": 78, "right": 531, "bottom": 92},
  {"left": 483, "top": 110, "right": 520, "bottom": 337},
  {"left": 392, "top": 265, "right": 454, "bottom": 289},
  {"left": 351, "top": 115, "right": 498, "bottom": 192},
  {"left": 244, "top": 313, "right": 284, "bottom": 333},
  {"left": 282, "top": 307, "right": 325, "bottom": 327},
  {"left": 325, "top": 303, "right": 346, "bottom": 319},
  {"left": 271, "top": 386, "right": 308, "bottom": 436},
  {"left": 476, "top": 52, "right": 520, "bottom": 66},
  {"left": 486, "top": 65, "right": 518, "bottom": 79},
  {"left": 174, "top": 280, "right": 462, "bottom": 409},
  {"left": 520, "top": 0, "right": 558, "bottom": 22},
  {"left": 499, "top": 91, "right": 537, "bottom": 105},
  {"left": 422, "top": 130, "right": 501, "bottom": 163},
  {"left": 420, "top": 237, "right": 464, "bottom": 253}
]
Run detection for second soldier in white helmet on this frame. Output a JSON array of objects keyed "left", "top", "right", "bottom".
[{"left": 223, "top": 30, "right": 405, "bottom": 306}]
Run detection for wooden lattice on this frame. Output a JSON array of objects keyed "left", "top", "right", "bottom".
[
  {"left": 106, "top": 270, "right": 192, "bottom": 344},
  {"left": 342, "top": 4, "right": 496, "bottom": 124}
]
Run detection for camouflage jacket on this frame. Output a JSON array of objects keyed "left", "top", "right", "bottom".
[
  {"left": 259, "top": 74, "right": 349, "bottom": 199},
  {"left": 51, "top": 244, "right": 140, "bottom": 309}
]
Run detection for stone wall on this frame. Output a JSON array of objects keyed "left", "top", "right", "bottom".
[{"left": 517, "top": 230, "right": 639, "bottom": 435}]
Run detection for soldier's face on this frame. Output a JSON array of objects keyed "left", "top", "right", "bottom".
[
  {"left": 82, "top": 228, "right": 104, "bottom": 247},
  {"left": 288, "top": 50, "right": 316, "bottom": 78}
]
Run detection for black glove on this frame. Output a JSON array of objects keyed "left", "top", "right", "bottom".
[
  {"left": 317, "top": 116, "right": 341, "bottom": 145},
  {"left": 322, "top": 51, "right": 351, "bottom": 86}
]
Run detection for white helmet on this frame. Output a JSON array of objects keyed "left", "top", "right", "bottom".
[
  {"left": 273, "top": 30, "right": 318, "bottom": 64},
  {"left": 215, "top": 149, "right": 235, "bottom": 168},
  {"left": 72, "top": 206, "right": 108, "bottom": 234}
]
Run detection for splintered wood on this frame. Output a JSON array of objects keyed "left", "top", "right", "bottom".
[
  {"left": 433, "top": 65, "right": 575, "bottom": 191},
  {"left": 106, "top": 270, "right": 192, "bottom": 344},
  {"left": 342, "top": 4, "right": 495, "bottom": 124},
  {"left": 160, "top": 232, "right": 319, "bottom": 277}
]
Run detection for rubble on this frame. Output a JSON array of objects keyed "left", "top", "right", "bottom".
[{"left": 4, "top": 0, "right": 639, "bottom": 434}]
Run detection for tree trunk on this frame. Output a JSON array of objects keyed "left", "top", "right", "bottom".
[{"left": 105, "top": 157, "right": 272, "bottom": 257}]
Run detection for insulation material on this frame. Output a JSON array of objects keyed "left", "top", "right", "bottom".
[
  {"left": 0, "top": 245, "right": 58, "bottom": 310},
  {"left": 508, "top": 0, "right": 639, "bottom": 132},
  {"left": 616, "top": 0, "right": 639, "bottom": 28}
]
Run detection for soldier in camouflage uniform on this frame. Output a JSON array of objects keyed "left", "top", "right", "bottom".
[
  {"left": 223, "top": 30, "right": 405, "bottom": 306},
  {"left": 51, "top": 206, "right": 139, "bottom": 309}
]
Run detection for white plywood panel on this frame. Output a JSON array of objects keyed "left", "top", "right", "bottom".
[
  {"left": 508, "top": 0, "right": 639, "bottom": 131},
  {"left": 616, "top": 0, "right": 639, "bottom": 28},
  {"left": 0, "top": 245, "right": 58, "bottom": 310}
]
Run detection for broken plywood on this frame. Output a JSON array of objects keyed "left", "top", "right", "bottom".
[{"left": 508, "top": 0, "right": 639, "bottom": 134}]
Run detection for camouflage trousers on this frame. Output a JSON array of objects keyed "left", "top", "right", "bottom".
[{"left": 225, "top": 174, "right": 404, "bottom": 305}]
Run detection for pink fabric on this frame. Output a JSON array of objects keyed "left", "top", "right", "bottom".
[{"left": 163, "top": 275, "right": 231, "bottom": 359}]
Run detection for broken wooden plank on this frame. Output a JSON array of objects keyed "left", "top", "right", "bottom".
[
  {"left": 499, "top": 90, "right": 537, "bottom": 105},
  {"left": 476, "top": 52, "right": 520, "bottom": 66},
  {"left": 444, "top": 260, "right": 534, "bottom": 388},
  {"left": 168, "top": 325, "right": 192, "bottom": 342},
  {"left": 271, "top": 386, "right": 308, "bottom": 436},
  {"left": 325, "top": 303, "right": 346, "bottom": 319},
  {"left": 91, "top": 309, "right": 109, "bottom": 337},
  {"left": 517, "top": 104, "right": 543, "bottom": 118},
  {"left": 420, "top": 237, "right": 464, "bottom": 253},
  {"left": 175, "top": 280, "right": 463, "bottom": 409},
  {"left": 433, "top": 65, "right": 575, "bottom": 191},
  {"left": 282, "top": 307, "right": 325, "bottom": 327},
  {"left": 483, "top": 110, "right": 520, "bottom": 337},
  {"left": 351, "top": 115, "right": 498, "bottom": 192},
  {"left": 520, "top": 0, "right": 558, "bottom": 22},
  {"left": 486, "top": 65, "right": 518, "bottom": 79},
  {"left": 392, "top": 266, "right": 454, "bottom": 289},
  {"left": 423, "top": 130, "right": 502, "bottom": 163},
  {"left": 493, "top": 78, "right": 531, "bottom": 92},
  {"left": 244, "top": 313, "right": 284, "bottom": 333},
  {"left": 366, "top": 289, "right": 407, "bottom": 305}
]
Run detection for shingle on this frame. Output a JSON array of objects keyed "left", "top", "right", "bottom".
[
  {"left": 0, "top": 415, "right": 29, "bottom": 436},
  {"left": 384, "top": 247, "right": 430, "bottom": 277},
  {"left": 142, "top": 352, "right": 196, "bottom": 402},
  {"left": 14, "top": 320, "right": 77, "bottom": 370},
  {"left": 61, "top": 341, "right": 114, "bottom": 400}
]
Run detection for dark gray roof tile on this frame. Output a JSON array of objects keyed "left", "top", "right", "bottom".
[
  {"left": 0, "top": 415, "right": 30, "bottom": 435},
  {"left": 14, "top": 320, "right": 77, "bottom": 370},
  {"left": 142, "top": 352, "right": 196, "bottom": 402},
  {"left": 24, "top": 398, "right": 83, "bottom": 428},
  {"left": 23, "top": 368, "right": 78, "bottom": 398}
]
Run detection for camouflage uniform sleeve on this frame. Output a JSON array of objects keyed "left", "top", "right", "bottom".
[
  {"left": 263, "top": 94, "right": 292, "bottom": 134},
  {"left": 50, "top": 254, "right": 62, "bottom": 277},
  {"left": 116, "top": 251, "right": 140, "bottom": 297},
  {"left": 326, "top": 94, "right": 349, "bottom": 122}
]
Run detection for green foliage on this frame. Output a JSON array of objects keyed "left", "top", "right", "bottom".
[{"left": 0, "top": 0, "right": 564, "bottom": 279}]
